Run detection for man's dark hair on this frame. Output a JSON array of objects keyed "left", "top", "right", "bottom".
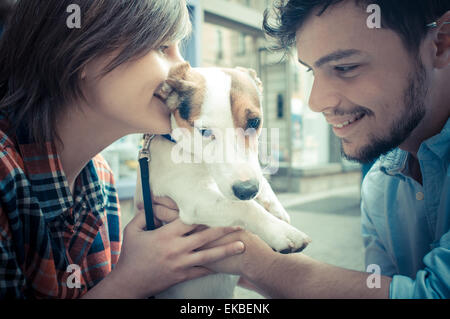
[
  {"left": 263, "top": 0, "right": 450, "bottom": 55},
  {"left": 0, "top": 0, "right": 191, "bottom": 147}
]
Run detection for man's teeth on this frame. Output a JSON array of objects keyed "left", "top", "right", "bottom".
[{"left": 333, "top": 115, "right": 363, "bottom": 128}]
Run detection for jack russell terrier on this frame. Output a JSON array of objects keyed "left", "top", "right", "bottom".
[{"left": 134, "top": 62, "right": 311, "bottom": 299}]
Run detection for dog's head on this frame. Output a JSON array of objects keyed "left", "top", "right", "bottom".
[{"left": 155, "top": 62, "right": 264, "bottom": 201}]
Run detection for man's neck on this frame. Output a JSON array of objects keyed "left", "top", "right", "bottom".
[
  {"left": 399, "top": 107, "right": 449, "bottom": 184},
  {"left": 408, "top": 156, "right": 423, "bottom": 185},
  {"left": 399, "top": 113, "right": 449, "bottom": 158}
]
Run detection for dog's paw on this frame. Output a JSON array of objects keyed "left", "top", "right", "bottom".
[
  {"left": 270, "top": 204, "right": 291, "bottom": 224},
  {"left": 266, "top": 223, "right": 311, "bottom": 253},
  {"left": 257, "top": 199, "right": 291, "bottom": 224}
]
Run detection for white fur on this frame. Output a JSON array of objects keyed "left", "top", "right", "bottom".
[{"left": 134, "top": 68, "right": 310, "bottom": 299}]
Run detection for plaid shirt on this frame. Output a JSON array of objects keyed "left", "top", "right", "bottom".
[{"left": 0, "top": 115, "right": 121, "bottom": 298}]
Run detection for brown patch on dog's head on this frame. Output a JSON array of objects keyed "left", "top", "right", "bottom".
[
  {"left": 155, "top": 62, "right": 206, "bottom": 130},
  {"left": 235, "top": 67, "right": 263, "bottom": 93},
  {"left": 222, "top": 67, "right": 263, "bottom": 134}
]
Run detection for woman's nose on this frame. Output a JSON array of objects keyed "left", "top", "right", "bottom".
[{"left": 168, "top": 43, "right": 185, "bottom": 64}]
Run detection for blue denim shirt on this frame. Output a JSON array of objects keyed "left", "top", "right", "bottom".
[{"left": 361, "top": 118, "right": 449, "bottom": 299}]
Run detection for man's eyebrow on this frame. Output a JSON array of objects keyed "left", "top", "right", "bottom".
[
  {"left": 297, "top": 58, "right": 312, "bottom": 70},
  {"left": 298, "top": 49, "right": 364, "bottom": 69}
]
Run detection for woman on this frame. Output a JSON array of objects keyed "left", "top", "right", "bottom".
[
  {"left": 0, "top": 0, "right": 13, "bottom": 36},
  {"left": 0, "top": 0, "right": 245, "bottom": 299}
]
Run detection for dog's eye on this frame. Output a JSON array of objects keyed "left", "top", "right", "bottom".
[
  {"left": 247, "top": 118, "right": 261, "bottom": 130},
  {"left": 199, "top": 128, "right": 213, "bottom": 138}
]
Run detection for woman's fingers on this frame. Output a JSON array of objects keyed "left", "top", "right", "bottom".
[
  {"left": 184, "top": 226, "right": 243, "bottom": 251},
  {"left": 152, "top": 195, "right": 179, "bottom": 210},
  {"left": 164, "top": 218, "right": 199, "bottom": 236},
  {"left": 184, "top": 266, "right": 215, "bottom": 281},
  {"left": 186, "top": 240, "right": 245, "bottom": 267},
  {"left": 136, "top": 196, "right": 179, "bottom": 227},
  {"left": 126, "top": 210, "right": 147, "bottom": 232},
  {"left": 153, "top": 203, "right": 179, "bottom": 224}
]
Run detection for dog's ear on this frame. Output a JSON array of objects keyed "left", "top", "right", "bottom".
[
  {"left": 169, "top": 61, "right": 191, "bottom": 79},
  {"left": 235, "top": 67, "right": 263, "bottom": 93},
  {"left": 166, "top": 78, "right": 197, "bottom": 93},
  {"left": 156, "top": 62, "right": 198, "bottom": 111}
]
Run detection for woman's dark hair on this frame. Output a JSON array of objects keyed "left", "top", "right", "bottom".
[
  {"left": 0, "top": 0, "right": 191, "bottom": 146},
  {"left": 0, "top": 0, "right": 14, "bottom": 23},
  {"left": 263, "top": 0, "right": 450, "bottom": 55}
]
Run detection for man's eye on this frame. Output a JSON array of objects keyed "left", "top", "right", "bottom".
[{"left": 334, "top": 65, "right": 359, "bottom": 73}]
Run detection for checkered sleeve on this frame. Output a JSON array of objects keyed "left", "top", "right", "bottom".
[
  {"left": 91, "top": 154, "right": 122, "bottom": 268},
  {"left": 0, "top": 206, "right": 26, "bottom": 299},
  {"left": 0, "top": 146, "right": 28, "bottom": 299}
]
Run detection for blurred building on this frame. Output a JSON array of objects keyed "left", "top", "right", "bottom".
[{"left": 103, "top": 0, "right": 361, "bottom": 205}]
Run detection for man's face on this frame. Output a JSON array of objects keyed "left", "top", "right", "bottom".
[{"left": 295, "top": 1, "right": 429, "bottom": 163}]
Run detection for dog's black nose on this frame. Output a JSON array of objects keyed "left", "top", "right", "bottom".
[{"left": 232, "top": 179, "right": 259, "bottom": 200}]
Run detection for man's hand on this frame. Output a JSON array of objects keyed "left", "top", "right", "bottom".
[{"left": 201, "top": 229, "right": 277, "bottom": 276}]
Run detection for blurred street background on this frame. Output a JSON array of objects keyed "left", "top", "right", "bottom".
[
  {"left": 103, "top": 0, "right": 368, "bottom": 298},
  {"left": 234, "top": 185, "right": 365, "bottom": 298}
]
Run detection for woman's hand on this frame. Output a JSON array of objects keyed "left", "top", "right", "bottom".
[
  {"left": 148, "top": 196, "right": 277, "bottom": 278},
  {"left": 135, "top": 194, "right": 179, "bottom": 227},
  {"left": 108, "top": 209, "right": 245, "bottom": 298}
]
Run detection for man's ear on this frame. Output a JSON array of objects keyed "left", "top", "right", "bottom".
[
  {"left": 235, "top": 66, "right": 263, "bottom": 93},
  {"left": 432, "top": 11, "right": 450, "bottom": 69}
]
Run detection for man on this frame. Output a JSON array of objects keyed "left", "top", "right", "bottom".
[{"left": 154, "top": 0, "right": 449, "bottom": 298}]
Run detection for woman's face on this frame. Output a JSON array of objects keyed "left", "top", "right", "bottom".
[{"left": 81, "top": 42, "right": 184, "bottom": 135}]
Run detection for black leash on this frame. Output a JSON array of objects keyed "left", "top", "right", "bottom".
[
  {"left": 138, "top": 134, "right": 156, "bottom": 231},
  {"left": 138, "top": 134, "right": 175, "bottom": 231},
  {"left": 138, "top": 133, "right": 176, "bottom": 299}
]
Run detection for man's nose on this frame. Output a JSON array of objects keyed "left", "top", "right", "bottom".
[
  {"left": 232, "top": 179, "right": 259, "bottom": 200},
  {"left": 308, "top": 77, "right": 341, "bottom": 114}
]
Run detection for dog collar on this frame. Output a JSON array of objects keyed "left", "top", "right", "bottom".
[{"left": 161, "top": 134, "right": 177, "bottom": 143}]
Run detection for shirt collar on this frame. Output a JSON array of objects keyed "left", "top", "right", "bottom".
[
  {"left": 379, "top": 117, "right": 450, "bottom": 177},
  {"left": 378, "top": 148, "right": 409, "bottom": 178},
  {"left": 15, "top": 124, "right": 107, "bottom": 221},
  {"left": 418, "top": 117, "right": 450, "bottom": 163}
]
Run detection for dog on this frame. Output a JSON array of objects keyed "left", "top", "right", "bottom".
[{"left": 134, "top": 62, "right": 311, "bottom": 299}]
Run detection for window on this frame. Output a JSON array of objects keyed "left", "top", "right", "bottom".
[
  {"left": 237, "top": 33, "right": 246, "bottom": 56},
  {"left": 216, "top": 29, "right": 223, "bottom": 60}
]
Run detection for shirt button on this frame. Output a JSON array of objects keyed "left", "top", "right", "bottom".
[{"left": 416, "top": 192, "right": 424, "bottom": 201}]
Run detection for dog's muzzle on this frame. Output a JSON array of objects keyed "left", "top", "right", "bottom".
[{"left": 232, "top": 179, "right": 259, "bottom": 200}]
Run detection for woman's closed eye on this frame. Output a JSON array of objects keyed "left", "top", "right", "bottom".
[{"left": 157, "top": 45, "right": 170, "bottom": 55}]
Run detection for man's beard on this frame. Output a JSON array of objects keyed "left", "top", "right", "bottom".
[{"left": 342, "top": 60, "right": 428, "bottom": 164}]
